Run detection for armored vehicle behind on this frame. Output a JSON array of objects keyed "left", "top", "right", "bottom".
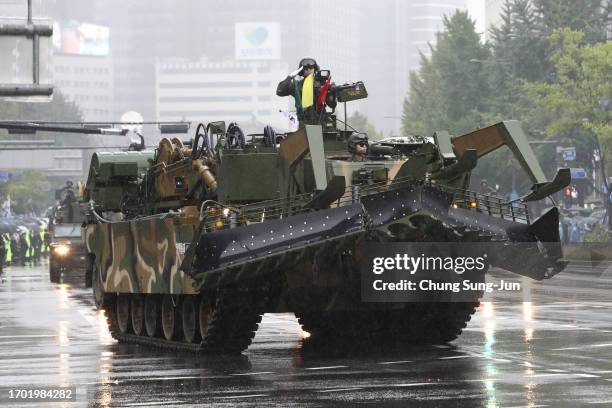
[{"left": 49, "top": 183, "right": 88, "bottom": 285}]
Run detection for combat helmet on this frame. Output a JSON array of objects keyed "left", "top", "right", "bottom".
[
  {"left": 299, "top": 57, "right": 320, "bottom": 73},
  {"left": 347, "top": 132, "right": 369, "bottom": 153}
]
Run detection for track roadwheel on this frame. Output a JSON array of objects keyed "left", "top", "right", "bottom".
[
  {"left": 198, "top": 295, "right": 214, "bottom": 340},
  {"left": 161, "top": 295, "right": 179, "bottom": 341},
  {"left": 131, "top": 295, "right": 144, "bottom": 336},
  {"left": 144, "top": 295, "right": 159, "bottom": 337},
  {"left": 92, "top": 262, "right": 106, "bottom": 310},
  {"left": 116, "top": 294, "right": 131, "bottom": 334},
  {"left": 182, "top": 296, "right": 201, "bottom": 343}
]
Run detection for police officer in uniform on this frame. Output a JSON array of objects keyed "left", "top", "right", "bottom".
[
  {"left": 347, "top": 132, "right": 369, "bottom": 162},
  {"left": 276, "top": 57, "right": 337, "bottom": 127}
]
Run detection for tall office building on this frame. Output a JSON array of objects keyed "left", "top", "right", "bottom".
[
  {"left": 53, "top": 54, "right": 114, "bottom": 122},
  {"left": 156, "top": 59, "right": 290, "bottom": 130}
]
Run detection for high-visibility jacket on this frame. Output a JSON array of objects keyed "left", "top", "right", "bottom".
[
  {"left": 39, "top": 229, "right": 46, "bottom": 252},
  {"left": 24, "top": 233, "right": 31, "bottom": 258}
]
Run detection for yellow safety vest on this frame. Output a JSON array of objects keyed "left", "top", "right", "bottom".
[
  {"left": 39, "top": 229, "right": 46, "bottom": 252},
  {"left": 24, "top": 233, "right": 31, "bottom": 257}
]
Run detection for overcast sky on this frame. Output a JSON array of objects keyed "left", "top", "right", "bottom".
[{"left": 467, "top": 0, "right": 486, "bottom": 35}]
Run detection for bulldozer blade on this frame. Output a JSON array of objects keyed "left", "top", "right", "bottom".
[
  {"left": 493, "top": 207, "right": 564, "bottom": 279},
  {"left": 432, "top": 149, "right": 478, "bottom": 180},
  {"left": 305, "top": 176, "right": 346, "bottom": 210},
  {"left": 191, "top": 203, "right": 365, "bottom": 275},
  {"left": 361, "top": 185, "right": 422, "bottom": 226},
  {"left": 447, "top": 201, "right": 565, "bottom": 280},
  {"left": 389, "top": 156, "right": 428, "bottom": 187},
  {"left": 521, "top": 168, "right": 571, "bottom": 202}
]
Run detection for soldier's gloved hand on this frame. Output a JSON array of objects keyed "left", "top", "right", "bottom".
[{"left": 289, "top": 67, "right": 303, "bottom": 78}]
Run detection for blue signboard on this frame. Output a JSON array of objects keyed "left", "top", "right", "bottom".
[
  {"left": 570, "top": 168, "right": 587, "bottom": 179},
  {"left": 562, "top": 148, "right": 576, "bottom": 161},
  {"left": 0, "top": 172, "right": 8, "bottom": 183}
]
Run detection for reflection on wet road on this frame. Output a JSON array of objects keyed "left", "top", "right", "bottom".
[{"left": 1, "top": 261, "right": 612, "bottom": 407}]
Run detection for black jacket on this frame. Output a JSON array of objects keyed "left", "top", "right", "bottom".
[{"left": 276, "top": 75, "right": 337, "bottom": 125}]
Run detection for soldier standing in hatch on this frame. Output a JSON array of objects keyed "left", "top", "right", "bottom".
[
  {"left": 276, "top": 57, "right": 337, "bottom": 127},
  {"left": 479, "top": 179, "right": 496, "bottom": 195},
  {"left": 60, "top": 180, "right": 76, "bottom": 221},
  {"left": 347, "top": 132, "right": 369, "bottom": 162}
]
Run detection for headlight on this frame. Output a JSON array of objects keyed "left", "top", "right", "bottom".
[{"left": 54, "top": 244, "right": 70, "bottom": 256}]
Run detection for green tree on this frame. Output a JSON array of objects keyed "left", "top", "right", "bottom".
[
  {"left": 4, "top": 171, "right": 51, "bottom": 215},
  {"left": 0, "top": 91, "right": 81, "bottom": 123},
  {"left": 486, "top": 0, "right": 610, "bottom": 125},
  {"left": 525, "top": 28, "right": 612, "bottom": 174},
  {"left": 402, "top": 11, "right": 491, "bottom": 136},
  {"left": 476, "top": 1, "right": 610, "bottom": 193},
  {"left": 532, "top": 0, "right": 611, "bottom": 44}
]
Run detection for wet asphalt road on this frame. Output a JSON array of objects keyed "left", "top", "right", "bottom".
[{"left": 1, "top": 260, "right": 612, "bottom": 407}]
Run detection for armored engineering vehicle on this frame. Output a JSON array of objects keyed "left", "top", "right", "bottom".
[
  {"left": 49, "top": 183, "right": 88, "bottom": 285},
  {"left": 83, "top": 116, "right": 570, "bottom": 354}
]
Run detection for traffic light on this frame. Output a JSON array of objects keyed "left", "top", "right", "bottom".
[{"left": 563, "top": 186, "right": 577, "bottom": 208}]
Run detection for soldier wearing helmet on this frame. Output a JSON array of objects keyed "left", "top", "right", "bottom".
[
  {"left": 348, "top": 132, "right": 369, "bottom": 162},
  {"left": 479, "top": 179, "right": 495, "bottom": 195},
  {"left": 276, "top": 57, "right": 337, "bottom": 127}
]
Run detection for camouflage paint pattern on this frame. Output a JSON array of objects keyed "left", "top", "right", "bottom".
[{"left": 85, "top": 216, "right": 197, "bottom": 295}]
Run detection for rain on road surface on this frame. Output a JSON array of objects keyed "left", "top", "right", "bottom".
[{"left": 1, "top": 260, "right": 612, "bottom": 407}]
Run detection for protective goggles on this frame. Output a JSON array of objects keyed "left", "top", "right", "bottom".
[{"left": 300, "top": 59, "right": 316, "bottom": 68}]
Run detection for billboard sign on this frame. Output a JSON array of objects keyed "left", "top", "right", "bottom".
[
  {"left": 562, "top": 148, "right": 576, "bottom": 161},
  {"left": 53, "top": 21, "right": 109, "bottom": 56},
  {"left": 235, "top": 22, "right": 280, "bottom": 60},
  {"left": 570, "top": 168, "right": 587, "bottom": 179}
]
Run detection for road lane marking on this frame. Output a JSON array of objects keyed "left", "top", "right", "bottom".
[
  {"left": 218, "top": 394, "right": 268, "bottom": 399},
  {"left": 553, "top": 343, "right": 612, "bottom": 351},
  {"left": 305, "top": 365, "right": 347, "bottom": 370},
  {"left": 78, "top": 309, "right": 99, "bottom": 328},
  {"left": 78, "top": 375, "right": 228, "bottom": 386},
  {"left": 393, "top": 382, "right": 435, "bottom": 387},
  {"left": 317, "top": 387, "right": 363, "bottom": 393},
  {"left": 439, "top": 355, "right": 475, "bottom": 360},
  {"left": 230, "top": 372, "right": 274, "bottom": 376},
  {"left": 0, "top": 334, "right": 56, "bottom": 338},
  {"left": 378, "top": 360, "right": 414, "bottom": 365},
  {"left": 525, "top": 373, "right": 599, "bottom": 378}
]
